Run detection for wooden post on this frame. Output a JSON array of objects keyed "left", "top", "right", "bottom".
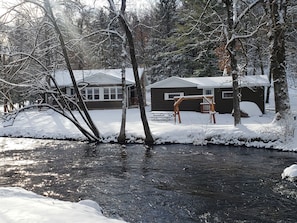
[
  {"left": 210, "top": 99, "right": 216, "bottom": 124},
  {"left": 174, "top": 97, "right": 183, "bottom": 123}
]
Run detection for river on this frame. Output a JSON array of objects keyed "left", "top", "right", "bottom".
[{"left": 0, "top": 138, "right": 297, "bottom": 222}]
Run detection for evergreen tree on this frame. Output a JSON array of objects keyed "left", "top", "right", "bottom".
[
  {"left": 145, "top": 0, "right": 178, "bottom": 82},
  {"left": 173, "top": 0, "right": 221, "bottom": 77}
]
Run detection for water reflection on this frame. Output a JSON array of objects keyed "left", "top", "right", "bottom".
[{"left": 0, "top": 138, "right": 297, "bottom": 222}]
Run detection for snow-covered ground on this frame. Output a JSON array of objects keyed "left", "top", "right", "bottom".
[{"left": 0, "top": 187, "right": 126, "bottom": 223}]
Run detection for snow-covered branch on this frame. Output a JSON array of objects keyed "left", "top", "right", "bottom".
[
  {"left": 226, "top": 20, "right": 267, "bottom": 47},
  {"left": 0, "top": 78, "right": 30, "bottom": 87},
  {"left": 234, "top": 0, "right": 262, "bottom": 29}
]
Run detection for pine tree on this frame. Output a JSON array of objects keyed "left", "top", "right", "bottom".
[
  {"left": 145, "top": 0, "right": 178, "bottom": 82},
  {"left": 173, "top": 0, "right": 221, "bottom": 77}
]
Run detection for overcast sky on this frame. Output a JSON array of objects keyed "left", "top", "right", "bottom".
[
  {"left": 0, "top": 0, "right": 157, "bottom": 17},
  {"left": 85, "top": 0, "right": 156, "bottom": 11}
]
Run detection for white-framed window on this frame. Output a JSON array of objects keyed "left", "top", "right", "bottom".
[
  {"left": 73, "top": 87, "right": 123, "bottom": 101},
  {"left": 222, "top": 91, "right": 233, "bottom": 99},
  {"left": 164, "top": 92, "right": 184, "bottom": 100},
  {"left": 117, "top": 88, "right": 123, "bottom": 99},
  {"left": 81, "top": 87, "right": 101, "bottom": 101},
  {"left": 203, "top": 88, "right": 213, "bottom": 95},
  {"left": 94, "top": 88, "right": 100, "bottom": 100},
  {"left": 103, "top": 87, "right": 122, "bottom": 101},
  {"left": 87, "top": 88, "right": 93, "bottom": 100},
  {"left": 78, "top": 87, "right": 100, "bottom": 101},
  {"left": 203, "top": 88, "right": 214, "bottom": 103}
]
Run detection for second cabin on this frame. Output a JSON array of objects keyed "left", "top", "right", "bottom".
[{"left": 148, "top": 75, "right": 270, "bottom": 114}]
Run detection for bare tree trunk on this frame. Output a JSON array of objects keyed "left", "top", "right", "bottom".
[
  {"left": 229, "top": 38, "right": 241, "bottom": 125},
  {"left": 122, "top": 20, "right": 154, "bottom": 145},
  {"left": 109, "top": 0, "right": 154, "bottom": 145},
  {"left": 266, "top": 0, "right": 294, "bottom": 140},
  {"left": 268, "top": 0, "right": 290, "bottom": 116},
  {"left": 4, "top": 98, "right": 9, "bottom": 113},
  {"left": 225, "top": 0, "right": 241, "bottom": 126},
  {"left": 118, "top": 35, "right": 128, "bottom": 144},
  {"left": 265, "top": 68, "right": 272, "bottom": 104},
  {"left": 118, "top": 66, "right": 127, "bottom": 144}
]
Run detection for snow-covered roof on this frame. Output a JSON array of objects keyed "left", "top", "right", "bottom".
[
  {"left": 148, "top": 75, "right": 270, "bottom": 89},
  {"left": 53, "top": 68, "right": 144, "bottom": 86},
  {"left": 147, "top": 76, "right": 198, "bottom": 88}
]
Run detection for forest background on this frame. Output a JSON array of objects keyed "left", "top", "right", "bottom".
[{"left": 2, "top": 0, "right": 297, "bottom": 97}]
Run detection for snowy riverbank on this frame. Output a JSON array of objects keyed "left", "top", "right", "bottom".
[
  {"left": 1, "top": 88, "right": 297, "bottom": 151},
  {"left": 0, "top": 187, "right": 127, "bottom": 223},
  {"left": 0, "top": 102, "right": 295, "bottom": 151}
]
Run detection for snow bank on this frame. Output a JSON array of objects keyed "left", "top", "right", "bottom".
[
  {"left": 0, "top": 106, "right": 289, "bottom": 149},
  {"left": 281, "top": 164, "right": 297, "bottom": 181},
  {"left": 0, "top": 187, "right": 126, "bottom": 223},
  {"left": 240, "top": 101, "right": 263, "bottom": 116}
]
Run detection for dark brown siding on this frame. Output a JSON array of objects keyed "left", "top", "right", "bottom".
[
  {"left": 85, "top": 101, "right": 122, "bottom": 109},
  {"left": 214, "top": 88, "right": 233, "bottom": 113},
  {"left": 241, "top": 87, "right": 265, "bottom": 113},
  {"left": 151, "top": 87, "right": 203, "bottom": 111},
  {"left": 215, "top": 87, "right": 265, "bottom": 114},
  {"left": 151, "top": 86, "right": 266, "bottom": 114}
]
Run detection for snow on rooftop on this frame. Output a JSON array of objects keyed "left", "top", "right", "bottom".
[
  {"left": 52, "top": 68, "right": 144, "bottom": 86},
  {"left": 148, "top": 75, "right": 270, "bottom": 89},
  {"left": 184, "top": 75, "right": 270, "bottom": 89}
]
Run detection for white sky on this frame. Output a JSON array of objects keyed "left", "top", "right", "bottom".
[
  {"left": 93, "top": 0, "right": 156, "bottom": 8},
  {"left": 83, "top": 0, "right": 156, "bottom": 15},
  {"left": 0, "top": 0, "right": 156, "bottom": 15}
]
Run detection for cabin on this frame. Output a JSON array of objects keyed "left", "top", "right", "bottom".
[
  {"left": 148, "top": 75, "right": 270, "bottom": 114},
  {"left": 51, "top": 68, "right": 146, "bottom": 109}
]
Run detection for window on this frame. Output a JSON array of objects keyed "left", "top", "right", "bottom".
[
  {"left": 110, "top": 88, "right": 116, "bottom": 99},
  {"left": 87, "top": 88, "right": 93, "bottom": 100},
  {"left": 104, "top": 88, "right": 109, "bottom": 100},
  {"left": 78, "top": 87, "right": 122, "bottom": 101},
  {"left": 117, "top": 88, "right": 123, "bottom": 99},
  {"left": 81, "top": 87, "right": 101, "bottom": 101},
  {"left": 204, "top": 89, "right": 213, "bottom": 95},
  {"left": 103, "top": 87, "right": 122, "bottom": 100},
  {"left": 164, "top": 92, "right": 184, "bottom": 100},
  {"left": 222, "top": 91, "right": 233, "bottom": 99},
  {"left": 94, "top": 88, "right": 100, "bottom": 100}
]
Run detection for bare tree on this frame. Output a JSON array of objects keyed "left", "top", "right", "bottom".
[
  {"left": 43, "top": 0, "right": 100, "bottom": 139},
  {"left": 199, "top": 0, "right": 262, "bottom": 125},
  {"left": 108, "top": 0, "right": 154, "bottom": 145},
  {"left": 266, "top": 0, "right": 290, "bottom": 115},
  {"left": 118, "top": 36, "right": 128, "bottom": 144},
  {"left": 265, "top": 0, "right": 293, "bottom": 138},
  {"left": 0, "top": 0, "right": 100, "bottom": 141}
]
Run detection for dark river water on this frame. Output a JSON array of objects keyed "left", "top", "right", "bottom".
[{"left": 1, "top": 138, "right": 297, "bottom": 223}]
